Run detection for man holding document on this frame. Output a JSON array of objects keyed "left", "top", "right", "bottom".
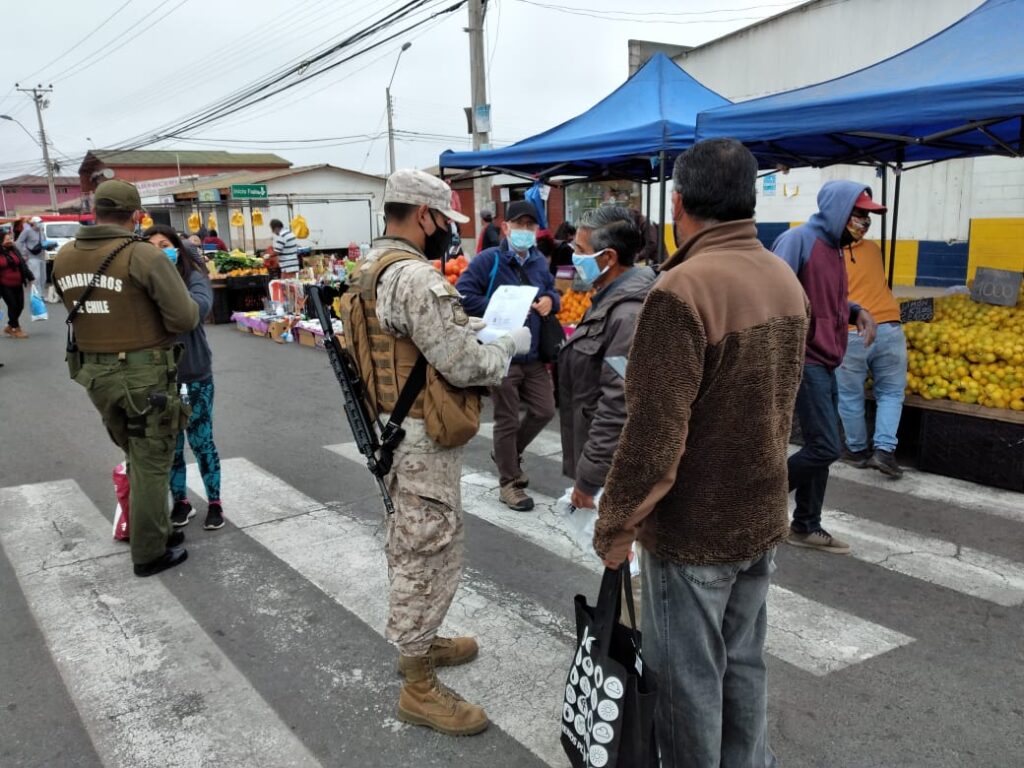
[
  {"left": 457, "top": 200, "right": 561, "bottom": 511},
  {"left": 341, "top": 169, "right": 530, "bottom": 737}
]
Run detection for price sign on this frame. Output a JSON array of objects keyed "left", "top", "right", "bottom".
[
  {"left": 970, "top": 267, "right": 1022, "bottom": 308},
  {"left": 899, "top": 298, "right": 934, "bottom": 323}
]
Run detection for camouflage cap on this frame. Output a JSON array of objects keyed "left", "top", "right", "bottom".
[
  {"left": 94, "top": 179, "right": 142, "bottom": 213},
  {"left": 385, "top": 169, "right": 469, "bottom": 224}
]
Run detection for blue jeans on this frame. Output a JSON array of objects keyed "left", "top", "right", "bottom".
[
  {"left": 788, "top": 364, "right": 840, "bottom": 534},
  {"left": 836, "top": 324, "right": 908, "bottom": 453},
  {"left": 642, "top": 549, "right": 778, "bottom": 768}
]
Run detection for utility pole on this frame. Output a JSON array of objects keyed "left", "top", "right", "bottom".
[
  {"left": 387, "top": 42, "right": 412, "bottom": 175},
  {"left": 386, "top": 87, "right": 397, "bottom": 174},
  {"left": 16, "top": 84, "right": 59, "bottom": 213},
  {"left": 466, "top": 0, "right": 493, "bottom": 236}
]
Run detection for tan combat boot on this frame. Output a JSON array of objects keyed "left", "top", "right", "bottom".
[
  {"left": 396, "top": 655, "right": 489, "bottom": 736},
  {"left": 499, "top": 482, "right": 534, "bottom": 511},
  {"left": 430, "top": 635, "right": 479, "bottom": 667}
]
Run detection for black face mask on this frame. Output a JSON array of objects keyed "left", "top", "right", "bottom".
[
  {"left": 839, "top": 227, "right": 856, "bottom": 247},
  {"left": 420, "top": 212, "right": 452, "bottom": 261}
]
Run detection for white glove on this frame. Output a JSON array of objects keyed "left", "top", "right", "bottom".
[
  {"left": 509, "top": 327, "right": 532, "bottom": 355},
  {"left": 467, "top": 317, "right": 487, "bottom": 332}
]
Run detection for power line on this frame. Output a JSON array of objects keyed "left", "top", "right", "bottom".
[
  {"left": 17, "top": 1, "right": 134, "bottom": 84},
  {"left": 106, "top": 0, "right": 430, "bottom": 150},
  {"left": 112, "top": 1, "right": 466, "bottom": 153},
  {"left": 52, "top": 0, "right": 192, "bottom": 84},
  {"left": 513, "top": 0, "right": 802, "bottom": 23}
]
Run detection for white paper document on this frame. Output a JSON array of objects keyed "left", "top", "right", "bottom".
[{"left": 476, "top": 285, "right": 539, "bottom": 344}]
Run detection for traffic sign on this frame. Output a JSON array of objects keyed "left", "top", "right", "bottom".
[{"left": 230, "top": 184, "right": 268, "bottom": 199}]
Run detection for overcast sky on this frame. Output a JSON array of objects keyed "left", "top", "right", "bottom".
[{"left": 0, "top": 0, "right": 805, "bottom": 181}]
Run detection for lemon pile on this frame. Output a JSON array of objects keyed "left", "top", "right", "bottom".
[{"left": 903, "top": 285, "right": 1024, "bottom": 411}]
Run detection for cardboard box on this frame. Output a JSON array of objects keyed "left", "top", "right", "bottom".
[
  {"left": 296, "top": 328, "right": 316, "bottom": 347},
  {"left": 269, "top": 320, "right": 288, "bottom": 343}
]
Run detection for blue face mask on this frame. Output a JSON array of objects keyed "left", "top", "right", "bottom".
[
  {"left": 508, "top": 228, "right": 537, "bottom": 252},
  {"left": 572, "top": 249, "right": 609, "bottom": 288},
  {"left": 163, "top": 247, "right": 179, "bottom": 264}
]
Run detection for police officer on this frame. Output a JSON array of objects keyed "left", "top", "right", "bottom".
[
  {"left": 343, "top": 169, "right": 530, "bottom": 737},
  {"left": 54, "top": 180, "right": 199, "bottom": 577}
]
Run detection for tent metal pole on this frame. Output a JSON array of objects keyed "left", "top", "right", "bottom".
[
  {"left": 879, "top": 165, "right": 888, "bottom": 262},
  {"left": 645, "top": 177, "right": 652, "bottom": 222},
  {"left": 658, "top": 151, "right": 667, "bottom": 263},
  {"left": 887, "top": 163, "right": 902, "bottom": 289}
]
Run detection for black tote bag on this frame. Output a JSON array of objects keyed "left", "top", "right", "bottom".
[{"left": 561, "top": 566, "right": 658, "bottom": 768}]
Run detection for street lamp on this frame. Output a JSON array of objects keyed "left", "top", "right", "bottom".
[
  {"left": 0, "top": 114, "right": 40, "bottom": 147},
  {"left": 386, "top": 42, "right": 413, "bottom": 175}
]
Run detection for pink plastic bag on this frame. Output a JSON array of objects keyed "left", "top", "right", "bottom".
[{"left": 112, "top": 462, "right": 130, "bottom": 542}]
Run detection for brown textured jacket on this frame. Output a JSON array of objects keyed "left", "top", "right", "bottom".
[{"left": 594, "top": 219, "right": 809, "bottom": 566}]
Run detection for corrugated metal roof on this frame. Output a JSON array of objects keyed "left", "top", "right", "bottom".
[
  {"left": 0, "top": 174, "right": 81, "bottom": 186},
  {"left": 88, "top": 149, "right": 292, "bottom": 167},
  {"left": 155, "top": 164, "right": 384, "bottom": 195}
]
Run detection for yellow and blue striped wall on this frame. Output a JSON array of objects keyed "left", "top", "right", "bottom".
[{"left": 739, "top": 219, "right": 1024, "bottom": 287}]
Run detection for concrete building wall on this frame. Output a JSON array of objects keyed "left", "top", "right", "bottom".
[{"left": 659, "top": 0, "right": 1024, "bottom": 280}]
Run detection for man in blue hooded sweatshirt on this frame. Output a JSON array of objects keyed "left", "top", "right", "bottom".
[{"left": 772, "top": 180, "right": 882, "bottom": 554}]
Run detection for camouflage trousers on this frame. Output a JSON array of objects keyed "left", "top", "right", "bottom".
[{"left": 384, "top": 436, "right": 465, "bottom": 657}]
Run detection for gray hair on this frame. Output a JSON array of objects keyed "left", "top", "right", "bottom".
[
  {"left": 672, "top": 138, "right": 758, "bottom": 223},
  {"left": 577, "top": 205, "right": 642, "bottom": 266}
]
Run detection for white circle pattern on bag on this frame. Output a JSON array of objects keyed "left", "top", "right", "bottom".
[
  {"left": 589, "top": 744, "right": 609, "bottom": 767},
  {"left": 582, "top": 656, "right": 594, "bottom": 676},
  {"left": 603, "top": 675, "right": 624, "bottom": 699},
  {"left": 563, "top": 703, "right": 574, "bottom": 723},
  {"left": 594, "top": 664, "right": 604, "bottom": 689},
  {"left": 574, "top": 714, "right": 586, "bottom": 735},
  {"left": 597, "top": 699, "right": 620, "bottom": 722},
  {"left": 581, "top": 676, "right": 592, "bottom": 697},
  {"left": 577, "top": 694, "right": 589, "bottom": 717},
  {"left": 592, "top": 721, "right": 614, "bottom": 744},
  {"left": 590, "top": 688, "right": 599, "bottom": 710},
  {"left": 565, "top": 684, "right": 576, "bottom": 704},
  {"left": 570, "top": 666, "right": 579, "bottom": 685}
]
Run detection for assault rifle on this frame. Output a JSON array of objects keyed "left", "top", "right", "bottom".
[{"left": 308, "top": 286, "right": 396, "bottom": 515}]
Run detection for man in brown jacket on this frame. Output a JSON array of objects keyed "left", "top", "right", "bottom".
[{"left": 595, "top": 139, "right": 809, "bottom": 768}]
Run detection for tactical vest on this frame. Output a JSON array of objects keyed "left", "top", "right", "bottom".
[
  {"left": 340, "top": 250, "right": 481, "bottom": 448},
  {"left": 53, "top": 237, "right": 178, "bottom": 353}
]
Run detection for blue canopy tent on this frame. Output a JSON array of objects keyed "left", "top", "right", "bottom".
[
  {"left": 695, "top": 0, "right": 1024, "bottom": 283},
  {"left": 440, "top": 54, "right": 728, "bottom": 259},
  {"left": 440, "top": 53, "right": 730, "bottom": 181}
]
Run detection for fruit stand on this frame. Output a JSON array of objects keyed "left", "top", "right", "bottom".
[{"left": 896, "top": 283, "right": 1024, "bottom": 491}]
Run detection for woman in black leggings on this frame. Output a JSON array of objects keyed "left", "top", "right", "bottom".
[{"left": 0, "top": 230, "right": 30, "bottom": 339}]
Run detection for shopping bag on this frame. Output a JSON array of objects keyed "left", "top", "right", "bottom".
[
  {"left": 561, "top": 566, "right": 658, "bottom": 768},
  {"left": 112, "top": 462, "right": 130, "bottom": 542},
  {"left": 30, "top": 286, "right": 48, "bottom": 321}
]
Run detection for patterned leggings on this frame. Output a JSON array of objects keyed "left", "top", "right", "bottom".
[{"left": 170, "top": 378, "right": 221, "bottom": 502}]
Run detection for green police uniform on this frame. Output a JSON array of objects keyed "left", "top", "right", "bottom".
[{"left": 54, "top": 181, "right": 199, "bottom": 568}]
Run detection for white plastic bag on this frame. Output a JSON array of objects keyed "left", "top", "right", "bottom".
[{"left": 556, "top": 487, "right": 640, "bottom": 577}]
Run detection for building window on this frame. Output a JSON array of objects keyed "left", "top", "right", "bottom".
[
  {"left": 59, "top": 187, "right": 69, "bottom": 194},
  {"left": 31, "top": 187, "right": 44, "bottom": 194}
]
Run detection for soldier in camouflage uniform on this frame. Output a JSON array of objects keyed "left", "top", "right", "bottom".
[{"left": 353, "top": 169, "right": 531, "bottom": 736}]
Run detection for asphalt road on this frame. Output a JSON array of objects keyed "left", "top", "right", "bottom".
[{"left": 1, "top": 309, "right": 1022, "bottom": 768}]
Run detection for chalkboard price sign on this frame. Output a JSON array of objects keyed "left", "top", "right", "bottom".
[
  {"left": 900, "top": 298, "right": 935, "bottom": 323},
  {"left": 971, "top": 267, "right": 1022, "bottom": 308}
]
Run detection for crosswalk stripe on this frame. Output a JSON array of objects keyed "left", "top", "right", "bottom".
[
  {"left": 475, "top": 421, "right": 564, "bottom": 458},
  {"left": 188, "top": 457, "right": 572, "bottom": 768},
  {"left": 826, "top": 460, "right": 1024, "bottom": 525},
  {"left": 821, "top": 508, "right": 1024, "bottom": 606},
  {"left": 478, "top": 422, "right": 1024, "bottom": 526},
  {"left": 325, "top": 443, "right": 914, "bottom": 677},
  {"left": 0, "top": 479, "right": 324, "bottom": 768}
]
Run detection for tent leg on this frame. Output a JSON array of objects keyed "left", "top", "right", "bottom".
[
  {"left": 645, "top": 178, "right": 652, "bottom": 222},
  {"left": 887, "top": 164, "right": 902, "bottom": 289},
  {"left": 879, "top": 165, "right": 888, "bottom": 262},
  {"left": 658, "top": 151, "right": 667, "bottom": 264}
]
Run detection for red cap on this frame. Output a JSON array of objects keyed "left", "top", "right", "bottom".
[{"left": 853, "top": 190, "right": 887, "bottom": 213}]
